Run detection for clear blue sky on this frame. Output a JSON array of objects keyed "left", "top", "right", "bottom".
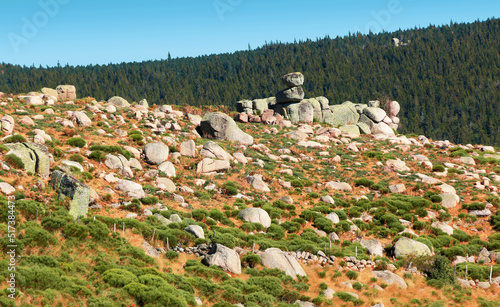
[{"left": 1, "top": 0, "right": 498, "bottom": 67}]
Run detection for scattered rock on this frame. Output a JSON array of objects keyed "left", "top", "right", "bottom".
[
  {"left": 204, "top": 244, "right": 241, "bottom": 274},
  {"left": 238, "top": 208, "right": 271, "bottom": 228},
  {"left": 393, "top": 237, "right": 432, "bottom": 257},
  {"left": 198, "top": 112, "right": 253, "bottom": 145},
  {"left": 261, "top": 248, "right": 307, "bottom": 278},
  {"left": 50, "top": 170, "right": 90, "bottom": 219},
  {"left": 144, "top": 142, "right": 169, "bottom": 165}
]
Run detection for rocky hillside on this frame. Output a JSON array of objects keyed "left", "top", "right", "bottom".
[{"left": 0, "top": 78, "right": 499, "bottom": 307}]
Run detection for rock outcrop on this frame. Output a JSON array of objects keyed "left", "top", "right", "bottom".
[
  {"left": 5, "top": 142, "right": 50, "bottom": 179},
  {"left": 198, "top": 112, "right": 253, "bottom": 145},
  {"left": 204, "top": 243, "right": 241, "bottom": 274},
  {"left": 50, "top": 170, "right": 90, "bottom": 219},
  {"left": 260, "top": 248, "right": 307, "bottom": 278}
]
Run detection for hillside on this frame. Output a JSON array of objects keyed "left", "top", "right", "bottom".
[
  {"left": 0, "top": 19, "right": 499, "bottom": 146},
  {"left": 0, "top": 87, "right": 499, "bottom": 307}
]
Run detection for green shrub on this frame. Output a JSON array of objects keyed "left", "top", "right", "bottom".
[
  {"left": 88, "top": 220, "right": 110, "bottom": 241},
  {"left": 22, "top": 226, "right": 57, "bottom": 247},
  {"left": 69, "top": 154, "right": 84, "bottom": 163},
  {"left": 346, "top": 270, "right": 358, "bottom": 280},
  {"left": 165, "top": 250, "right": 179, "bottom": 260},
  {"left": 432, "top": 165, "right": 445, "bottom": 172},
  {"left": 66, "top": 137, "right": 86, "bottom": 148},
  {"left": 241, "top": 253, "right": 261, "bottom": 268},
  {"left": 89, "top": 150, "right": 105, "bottom": 162},
  {"left": 4, "top": 154, "right": 25, "bottom": 169},
  {"left": 3, "top": 134, "right": 26, "bottom": 143},
  {"left": 352, "top": 281, "right": 362, "bottom": 290},
  {"left": 64, "top": 223, "right": 89, "bottom": 240},
  {"left": 141, "top": 196, "right": 159, "bottom": 205},
  {"left": 103, "top": 268, "right": 138, "bottom": 287}
]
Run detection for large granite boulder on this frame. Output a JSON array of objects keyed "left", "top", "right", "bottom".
[
  {"left": 276, "top": 87, "right": 305, "bottom": 103},
  {"left": 393, "top": 237, "right": 432, "bottom": 257},
  {"left": 387, "top": 100, "right": 401, "bottom": 117},
  {"left": 179, "top": 140, "right": 196, "bottom": 157},
  {"left": 56, "top": 85, "right": 76, "bottom": 100},
  {"left": 71, "top": 111, "right": 92, "bottom": 127},
  {"left": 41, "top": 87, "right": 58, "bottom": 99},
  {"left": 196, "top": 158, "right": 230, "bottom": 174},
  {"left": 260, "top": 248, "right": 307, "bottom": 278},
  {"left": 50, "top": 170, "right": 90, "bottom": 219},
  {"left": 0, "top": 115, "right": 15, "bottom": 134},
  {"left": 116, "top": 179, "right": 146, "bottom": 199},
  {"left": 198, "top": 112, "right": 253, "bottom": 145},
  {"left": 238, "top": 208, "right": 271, "bottom": 228},
  {"left": 326, "top": 101, "right": 360, "bottom": 126},
  {"left": 184, "top": 225, "right": 205, "bottom": 239},
  {"left": 108, "top": 96, "right": 130, "bottom": 108},
  {"left": 360, "top": 239, "right": 384, "bottom": 257},
  {"left": 204, "top": 244, "right": 241, "bottom": 274},
  {"left": 200, "top": 141, "right": 232, "bottom": 161},
  {"left": 363, "top": 107, "right": 387, "bottom": 123},
  {"left": 5, "top": 142, "right": 50, "bottom": 179},
  {"left": 246, "top": 174, "right": 270, "bottom": 192},
  {"left": 144, "top": 142, "right": 169, "bottom": 165},
  {"left": 281, "top": 72, "right": 304, "bottom": 87},
  {"left": 372, "top": 271, "right": 407, "bottom": 289}
]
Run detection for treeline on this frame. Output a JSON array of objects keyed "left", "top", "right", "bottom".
[{"left": 0, "top": 18, "right": 499, "bottom": 145}]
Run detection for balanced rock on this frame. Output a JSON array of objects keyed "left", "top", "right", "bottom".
[
  {"left": 387, "top": 101, "right": 401, "bottom": 117},
  {"left": 281, "top": 72, "right": 304, "bottom": 87},
  {"left": 50, "top": 170, "right": 90, "bottom": 219},
  {"left": 144, "top": 142, "right": 169, "bottom": 165},
  {"left": 204, "top": 244, "right": 241, "bottom": 274},
  {"left": 238, "top": 208, "right": 271, "bottom": 228},
  {"left": 261, "top": 248, "right": 307, "bottom": 278},
  {"left": 393, "top": 237, "right": 432, "bottom": 257},
  {"left": 56, "top": 85, "right": 76, "bottom": 100},
  {"left": 276, "top": 87, "right": 305, "bottom": 103},
  {"left": 198, "top": 112, "right": 253, "bottom": 145}
]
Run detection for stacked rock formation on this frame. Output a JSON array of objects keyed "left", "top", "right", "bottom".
[{"left": 236, "top": 72, "right": 401, "bottom": 136}]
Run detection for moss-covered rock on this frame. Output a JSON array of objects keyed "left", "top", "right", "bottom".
[{"left": 50, "top": 170, "right": 90, "bottom": 219}]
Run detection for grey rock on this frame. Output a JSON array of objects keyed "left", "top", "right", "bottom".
[
  {"left": 276, "top": 87, "right": 305, "bottom": 103},
  {"left": 325, "top": 101, "right": 360, "bottom": 126},
  {"left": 440, "top": 193, "right": 460, "bottom": 209},
  {"left": 155, "top": 177, "right": 176, "bottom": 192},
  {"left": 294, "top": 301, "right": 315, "bottom": 307},
  {"left": 363, "top": 107, "right": 387, "bottom": 123},
  {"left": 185, "top": 225, "right": 205, "bottom": 239},
  {"left": 322, "top": 288, "right": 335, "bottom": 299},
  {"left": 180, "top": 139, "right": 196, "bottom": 157},
  {"left": 325, "top": 181, "right": 352, "bottom": 192},
  {"left": 108, "top": 96, "right": 130, "bottom": 108},
  {"left": 469, "top": 209, "right": 492, "bottom": 217},
  {"left": 261, "top": 248, "right": 307, "bottom": 277},
  {"left": 477, "top": 247, "right": 491, "bottom": 264},
  {"left": 0, "top": 182, "right": 15, "bottom": 195},
  {"left": 339, "top": 125, "right": 361, "bottom": 136},
  {"left": 198, "top": 112, "right": 253, "bottom": 145},
  {"left": 200, "top": 141, "right": 232, "bottom": 161},
  {"left": 170, "top": 214, "right": 182, "bottom": 223},
  {"left": 281, "top": 72, "right": 304, "bottom": 87},
  {"left": 372, "top": 270, "right": 407, "bottom": 289},
  {"left": 154, "top": 213, "right": 171, "bottom": 226},
  {"left": 321, "top": 195, "right": 335, "bottom": 204},
  {"left": 144, "top": 142, "right": 169, "bottom": 165},
  {"left": 238, "top": 208, "right": 271, "bottom": 228},
  {"left": 253, "top": 99, "right": 269, "bottom": 114},
  {"left": 72, "top": 111, "right": 92, "bottom": 127},
  {"left": 325, "top": 212, "right": 340, "bottom": 224},
  {"left": 50, "top": 170, "right": 90, "bottom": 219},
  {"left": 388, "top": 184, "right": 406, "bottom": 194},
  {"left": 116, "top": 179, "right": 145, "bottom": 199},
  {"left": 247, "top": 174, "right": 270, "bottom": 192},
  {"left": 204, "top": 244, "right": 241, "bottom": 274},
  {"left": 360, "top": 239, "right": 384, "bottom": 257},
  {"left": 372, "top": 122, "right": 395, "bottom": 136},
  {"left": 158, "top": 161, "right": 176, "bottom": 177},
  {"left": 5, "top": 142, "right": 50, "bottom": 179},
  {"left": 196, "top": 158, "right": 230, "bottom": 174},
  {"left": 56, "top": 85, "right": 76, "bottom": 100},
  {"left": 393, "top": 237, "right": 432, "bottom": 257}
]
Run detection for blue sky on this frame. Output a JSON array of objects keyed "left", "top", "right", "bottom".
[{"left": 1, "top": 0, "right": 498, "bottom": 67}]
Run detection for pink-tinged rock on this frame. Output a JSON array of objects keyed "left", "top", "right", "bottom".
[
  {"left": 387, "top": 100, "right": 400, "bottom": 117},
  {"left": 391, "top": 116, "right": 400, "bottom": 124},
  {"left": 249, "top": 115, "right": 261, "bottom": 123},
  {"left": 235, "top": 113, "right": 248, "bottom": 123}
]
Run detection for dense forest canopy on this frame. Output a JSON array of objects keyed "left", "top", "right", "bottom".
[{"left": 0, "top": 18, "right": 499, "bottom": 145}]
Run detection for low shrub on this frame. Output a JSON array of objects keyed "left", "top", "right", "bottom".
[{"left": 66, "top": 137, "right": 86, "bottom": 148}]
